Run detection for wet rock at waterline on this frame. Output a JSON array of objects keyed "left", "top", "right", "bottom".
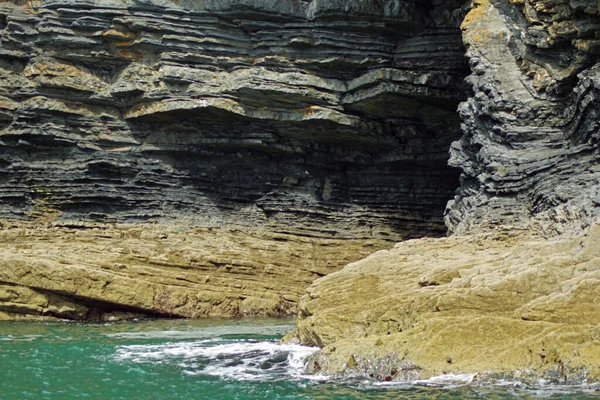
[{"left": 289, "top": 222, "right": 600, "bottom": 383}]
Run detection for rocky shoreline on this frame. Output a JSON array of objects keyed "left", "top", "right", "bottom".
[
  {"left": 0, "top": 0, "right": 468, "bottom": 320},
  {"left": 285, "top": 222, "right": 600, "bottom": 383},
  {"left": 1, "top": 0, "right": 600, "bottom": 384},
  {"left": 0, "top": 220, "right": 390, "bottom": 320},
  {"left": 283, "top": 0, "right": 600, "bottom": 383},
  {"left": 283, "top": 0, "right": 600, "bottom": 382}
]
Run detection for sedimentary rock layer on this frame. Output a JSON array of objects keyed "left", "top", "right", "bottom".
[
  {"left": 290, "top": 221, "right": 600, "bottom": 382},
  {"left": 445, "top": 0, "right": 600, "bottom": 235},
  {"left": 0, "top": 220, "right": 390, "bottom": 320},
  {"left": 0, "top": 0, "right": 472, "bottom": 319},
  {"left": 0, "top": 0, "right": 469, "bottom": 240}
]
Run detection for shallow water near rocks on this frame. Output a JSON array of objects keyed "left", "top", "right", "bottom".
[{"left": 0, "top": 318, "right": 598, "bottom": 399}]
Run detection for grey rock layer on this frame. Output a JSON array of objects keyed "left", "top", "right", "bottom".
[
  {"left": 0, "top": 0, "right": 469, "bottom": 240},
  {"left": 288, "top": 0, "right": 600, "bottom": 383},
  {"left": 445, "top": 0, "right": 600, "bottom": 236}
]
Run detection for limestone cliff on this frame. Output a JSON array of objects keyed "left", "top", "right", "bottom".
[
  {"left": 2, "top": 0, "right": 600, "bottom": 382},
  {"left": 0, "top": 0, "right": 469, "bottom": 319}
]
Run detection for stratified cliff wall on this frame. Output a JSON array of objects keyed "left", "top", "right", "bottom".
[
  {"left": 446, "top": 0, "right": 600, "bottom": 236},
  {"left": 0, "top": 0, "right": 471, "bottom": 320},
  {"left": 0, "top": 0, "right": 469, "bottom": 240}
]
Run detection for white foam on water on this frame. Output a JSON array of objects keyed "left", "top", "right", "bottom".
[
  {"left": 114, "top": 339, "right": 319, "bottom": 382},
  {"left": 415, "top": 373, "right": 478, "bottom": 386},
  {"left": 109, "top": 326, "right": 600, "bottom": 392},
  {"left": 368, "top": 373, "right": 600, "bottom": 395},
  {"left": 0, "top": 334, "right": 42, "bottom": 342},
  {"left": 106, "top": 324, "right": 293, "bottom": 340},
  {"left": 367, "top": 373, "right": 477, "bottom": 389}
]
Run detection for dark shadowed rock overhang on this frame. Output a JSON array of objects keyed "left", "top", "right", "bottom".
[{"left": 0, "top": 0, "right": 470, "bottom": 240}]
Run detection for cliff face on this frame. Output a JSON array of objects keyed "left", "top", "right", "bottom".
[
  {"left": 446, "top": 0, "right": 600, "bottom": 236},
  {"left": 3, "top": 0, "right": 600, "bottom": 382},
  {"left": 0, "top": 0, "right": 470, "bottom": 319},
  {"left": 0, "top": 0, "right": 468, "bottom": 240},
  {"left": 291, "top": 0, "right": 600, "bottom": 383}
]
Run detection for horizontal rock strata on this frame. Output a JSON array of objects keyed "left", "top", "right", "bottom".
[
  {"left": 0, "top": 0, "right": 471, "bottom": 319},
  {"left": 0, "top": 220, "right": 390, "bottom": 320},
  {"left": 290, "top": 221, "right": 600, "bottom": 382},
  {"left": 0, "top": 0, "right": 469, "bottom": 240}
]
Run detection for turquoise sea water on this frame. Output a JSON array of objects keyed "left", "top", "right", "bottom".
[{"left": 0, "top": 318, "right": 598, "bottom": 400}]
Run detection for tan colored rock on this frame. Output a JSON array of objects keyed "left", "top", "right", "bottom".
[
  {"left": 24, "top": 60, "right": 107, "bottom": 93},
  {"left": 290, "top": 223, "right": 600, "bottom": 382},
  {"left": 0, "top": 220, "right": 390, "bottom": 320},
  {"left": 0, "top": 283, "right": 88, "bottom": 319}
]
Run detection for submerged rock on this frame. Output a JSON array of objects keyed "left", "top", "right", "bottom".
[{"left": 258, "top": 351, "right": 289, "bottom": 370}]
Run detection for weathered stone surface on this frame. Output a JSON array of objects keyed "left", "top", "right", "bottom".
[
  {"left": 445, "top": 0, "right": 600, "bottom": 236},
  {"left": 0, "top": 220, "right": 390, "bottom": 319},
  {"left": 0, "top": 0, "right": 469, "bottom": 240},
  {"left": 0, "top": 282, "right": 88, "bottom": 319},
  {"left": 2, "top": 0, "right": 599, "bottom": 384},
  {"left": 289, "top": 222, "right": 600, "bottom": 382}
]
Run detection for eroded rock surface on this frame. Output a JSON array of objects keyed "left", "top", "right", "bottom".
[
  {"left": 0, "top": 220, "right": 390, "bottom": 320},
  {"left": 290, "top": 222, "right": 600, "bottom": 382},
  {"left": 445, "top": 0, "right": 600, "bottom": 236},
  {"left": 290, "top": 0, "right": 600, "bottom": 383},
  {"left": 0, "top": 0, "right": 471, "bottom": 319}
]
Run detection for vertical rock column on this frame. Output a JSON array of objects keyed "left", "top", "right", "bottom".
[{"left": 446, "top": 0, "right": 600, "bottom": 236}]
